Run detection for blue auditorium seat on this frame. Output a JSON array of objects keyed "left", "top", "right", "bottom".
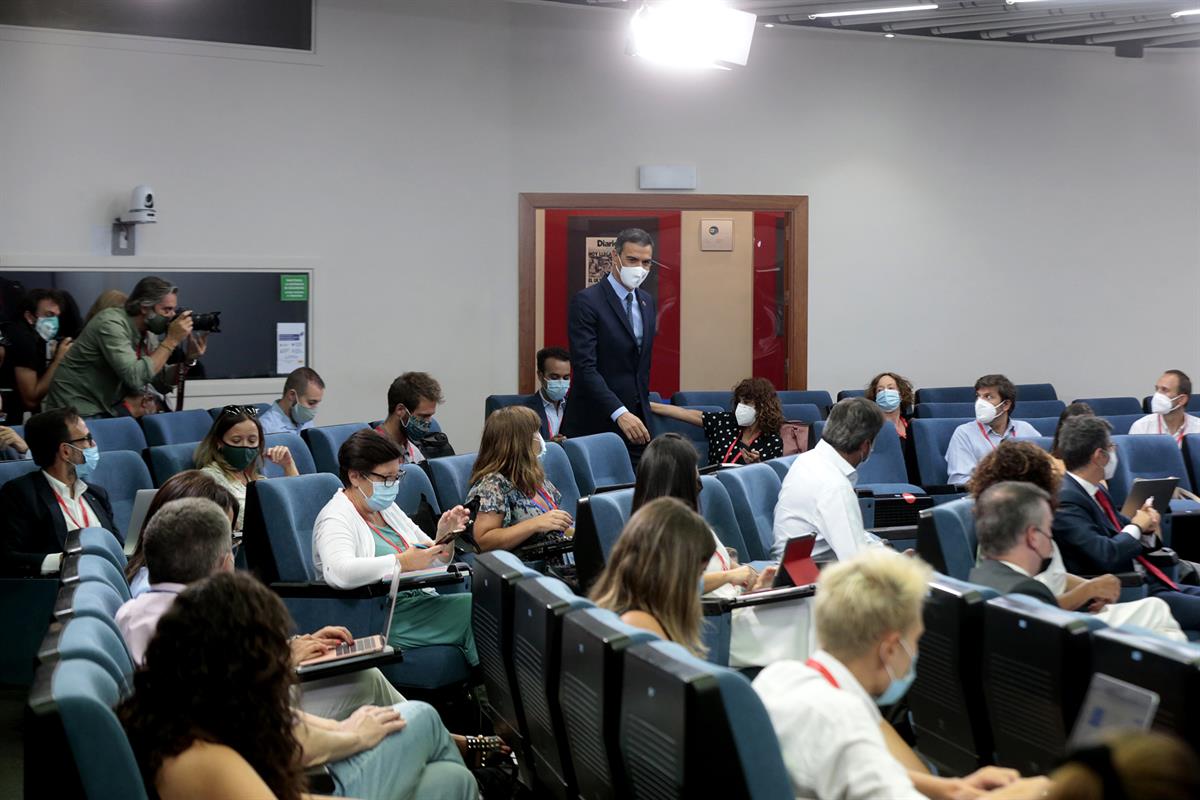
[
  {"left": 1104, "top": 414, "right": 1144, "bottom": 435},
  {"left": 54, "top": 581, "right": 125, "bottom": 625},
  {"left": 766, "top": 454, "right": 797, "bottom": 481},
  {"left": 1019, "top": 417, "right": 1059, "bottom": 436},
  {"left": 715, "top": 464, "right": 782, "bottom": 562},
  {"left": 90, "top": 449, "right": 153, "bottom": 534},
  {"left": 649, "top": 392, "right": 667, "bottom": 404},
  {"left": 916, "top": 386, "right": 975, "bottom": 404},
  {"left": 571, "top": 490, "right": 635, "bottom": 593},
  {"left": 1185, "top": 435, "right": 1200, "bottom": 495},
  {"left": 396, "top": 462, "right": 441, "bottom": 517},
  {"left": 586, "top": 490, "right": 634, "bottom": 562},
  {"left": 60, "top": 553, "right": 130, "bottom": 602},
  {"left": 1073, "top": 397, "right": 1142, "bottom": 416},
  {"left": 1090, "top": 626, "right": 1200, "bottom": 746},
  {"left": 513, "top": 577, "right": 594, "bottom": 797},
  {"left": 982, "top": 594, "right": 1105, "bottom": 774},
  {"left": 37, "top": 616, "right": 134, "bottom": 692},
  {"left": 908, "top": 575, "right": 999, "bottom": 776},
  {"left": 26, "top": 659, "right": 148, "bottom": 800},
  {"left": 64, "top": 528, "right": 127, "bottom": 573},
  {"left": 302, "top": 422, "right": 370, "bottom": 475},
  {"left": 543, "top": 441, "right": 581, "bottom": 517},
  {"left": 146, "top": 442, "right": 197, "bottom": 486},
  {"left": 562, "top": 433, "right": 636, "bottom": 494},
  {"left": 207, "top": 402, "right": 271, "bottom": 419},
  {"left": 86, "top": 417, "right": 147, "bottom": 453},
  {"left": 263, "top": 431, "right": 316, "bottom": 477},
  {"left": 699, "top": 476, "right": 754, "bottom": 564},
  {"left": 780, "top": 403, "right": 822, "bottom": 423},
  {"left": 560, "top": 608, "right": 657, "bottom": 799},
  {"left": 0, "top": 458, "right": 39, "bottom": 487},
  {"left": 1016, "top": 383, "right": 1058, "bottom": 401},
  {"left": 777, "top": 390, "right": 833, "bottom": 416},
  {"left": 0, "top": 577, "right": 58, "bottom": 685},
  {"left": 916, "top": 400, "right": 1066, "bottom": 419},
  {"left": 1029, "top": 436, "right": 1054, "bottom": 453},
  {"left": 484, "top": 394, "right": 525, "bottom": 419},
  {"left": 650, "top": 405, "right": 722, "bottom": 466},
  {"left": 472, "top": 551, "right": 540, "bottom": 786},
  {"left": 911, "top": 418, "right": 972, "bottom": 490},
  {"left": 915, "top": 498, "right": 976, "bottom": 580},
  {"left": 620, "top": 640, "right": 793, "bottom": 798},
  {"left": 853, "top": 423, "right": 925, "bottom": 496},
  {"left": 428, "top": 452, "right": 476, "bottom": 511},
  {"left": 837, "top": 389, "right": 866, "bottom": 400},
  {"left": 141, "top": 409, "right": 214, "bottom": 447},
  {"left": 672, "top": 390, "right": 732, "bottom": 407},
  {"left": 1109, "top": 434, "right": 1195, "bottom": 509}
]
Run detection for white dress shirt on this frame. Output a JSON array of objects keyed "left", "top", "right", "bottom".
[
  {"left": 771, "top": 440, "right": 883, "bottom": 562},
  {"left": 115, "top": 582, "right": 186, "bottom": 667},
  {"left": 754, "top": 650, "right": 925, "bottom": 800},
  {"left": 43, "top": 470, "right": 97, "bottom": 533},
  {"left": 944, "top": 418, "right": 1041, "bottom": 485},
  {"left": 605, "top": 272, "right": 643, "bottom": 422},
  {"left": 540, "top": 391, "right": 566, "bottom": 438},
  {"left": 1128, "top": 413, "right": 1200, "bottom": 447},
  {"left": 1066, "top": 472, "right": 1152, "bottom": 544}
]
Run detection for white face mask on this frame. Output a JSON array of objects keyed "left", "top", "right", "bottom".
[
  {"left": 1103, "top": 447, "right": 1119, "bottom": 481},
  {"left": 618, "top": 264, "right": 649, "bottom": 290},
  {"left": 975, "top": 397, "right": 1003, "bottom": 425},
  {"left": 734, "top": 403, "right": 757, "bottom": 427},
  {"left": 1150, "top": 391, "right": 1181, "bottom": 416}
]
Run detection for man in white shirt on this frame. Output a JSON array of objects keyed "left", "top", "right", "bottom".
[
  {"left": 1129, "top": 369, "right": 1200, "bottom": 447},
  {"left": 259, "top": 367, "right": 325, "bottom": 435},
  {"left": 754, "top": 549, "right": 1043, "bottom": 800},
  {"left": 0, "top": 406, "right": 118, "bottom": 576},
  {"left": 772, "top": 397, "right": 885, "bottom": 562},
  {"left": 945, "top": 374, "right": 1040, "bottom": 485}
]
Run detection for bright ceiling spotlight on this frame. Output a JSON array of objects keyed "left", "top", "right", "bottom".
[{"left": 628, "top": 1, "right": 758, "bottom": 69}]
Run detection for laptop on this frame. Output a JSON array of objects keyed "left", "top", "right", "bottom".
[
  {"left": 1067, "top": 673, "right": 1159, "bottom": 750},
  {"left": 773, "top": 533, "right": 819, "bottom": 588},
  {"left": 124, "top": 489, "right": 159, "bottom": 556},
  {"left": 297, "top": 570, "right": 400, "bottom": 671}
]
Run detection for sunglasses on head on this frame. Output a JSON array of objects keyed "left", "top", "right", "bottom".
[{"left": 222, "top": 405, "right": 259, "bottom": 418}]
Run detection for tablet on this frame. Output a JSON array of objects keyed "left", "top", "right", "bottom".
[
  {"left": 1119, "top": 477, "right": 1178, "bottom": 518},
  {"left": 774, "top": 533, "right": 819, "bottom": 588},
  {"left": 1068, "top": 673, "right": 1158, "bottom": 750}
]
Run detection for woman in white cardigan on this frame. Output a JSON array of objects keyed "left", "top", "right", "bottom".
[{"left": 313, "top": 430, "right": 476, "bottom": 665}]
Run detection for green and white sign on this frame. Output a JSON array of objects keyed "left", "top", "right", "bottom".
[{"left": 280, "top": 273, "right": 309, "bottom": 302}]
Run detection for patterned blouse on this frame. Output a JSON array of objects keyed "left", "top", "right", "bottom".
[
  {"left": 701, "top": 411, "right": 785, "bottom": 464},
  {"left": 466, "top": 472, "right": 563, "bottom": 534}
]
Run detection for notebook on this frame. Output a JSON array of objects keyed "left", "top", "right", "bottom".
[
  {"left": 297, "top": 570, "right": 400, "bottom": 670},
  {"left": 124, "top": 489, "right": 159, "bottom": 556},
  {"left": 1068, "top": 673, "right": 1159, "bottom": 750}
]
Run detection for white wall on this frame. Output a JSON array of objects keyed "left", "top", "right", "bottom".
[{"left": 1, "top": 0, "right": 1197, "bottom": 448}]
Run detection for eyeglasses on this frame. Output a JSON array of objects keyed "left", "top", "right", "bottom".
[
  {"left": 222, "top": 405, "right": 259, "bottom": 417},
  {"left": 67, "top": 434, "right": 96, "bottom": 446},
  {"left": 368, "top": 471, "right": 404, "bottom": 488}
]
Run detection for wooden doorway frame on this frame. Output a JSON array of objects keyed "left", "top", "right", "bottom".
[{"left": 517, "top": 192, "right": 808, "bottom": 394}]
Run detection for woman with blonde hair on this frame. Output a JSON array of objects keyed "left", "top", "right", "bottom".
[
  {"left": 590, "top": 496, "right": 713, "bottom": 656},
  {"left": 467, "top": 405, "right": 572, "bottom": 553},
  {"left": 194, "top": 406, "right": 297, "bottom": 531}
]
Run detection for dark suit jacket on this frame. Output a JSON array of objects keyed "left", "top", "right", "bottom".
[
  {"left": 0, "top": 470, "right": 118, "bottom": 577},
  {"left": 969, "top": 558, "right": 1058, "bottom": 606},
  {"left": 561, "top": 277, "right": 656, "bottom": 439},
  {"left": 515, "top": 392, "right": 563, "bottom": 440},
  {"left": 1052, "top": 475, "right": 1144, "bottom": 576}
]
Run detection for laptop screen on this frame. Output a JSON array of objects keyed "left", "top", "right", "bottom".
[{"left": 1068, "top": 673, "right": 1159, "bottom": 750}]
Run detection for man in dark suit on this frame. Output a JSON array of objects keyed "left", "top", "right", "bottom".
[
  {"left": 561, "top": 228, "right": 656, "bottom": 463},
  {"left": 517, "top": 346, "right": 571, "bottom": 442},
  {"left": 1052, "top": 415, "right": 1200, "bottom": 629},
  {"left": 0, "top": 406, "right": 118, "bottom": 577},
  {"left": 969, "top": 481, "right": 1062, "bottom": 606}
]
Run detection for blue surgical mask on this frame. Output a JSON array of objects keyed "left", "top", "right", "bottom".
[
  {"left": 68, "top": 443, "right": 101, "bottom": 481},
  {"left": 360, "top": 480, "right": 399, "bottom": 512},
  {"left": 876, "top": 638, "right": 918, "bottom": 707},
  {"left": 544, "top": 379, "right": 570, "bottom": 403},
  {"left": 875, "top": 389, "right": 901, "bottom": 413},
  {"left": 34, "top": 316, "right": 59, "bottom": 342},
  {"left": 289, "top": 393, "right": 317, "bottom": 425},
  {"left": 404, "top": 412, "right": 432, "bottom": 441}
]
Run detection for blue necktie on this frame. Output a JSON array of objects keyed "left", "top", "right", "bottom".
[{"left": 625, "top": 292, "right": 642, "bottom": 350}]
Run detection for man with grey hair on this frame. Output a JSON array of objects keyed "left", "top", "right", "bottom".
[
  {"left": 973, "top": 481, "right": 1186, "bottom": 640},
  {"left": 771, "top": 397, "right": 886, "bottom": 561},
  {"left": 44, "top": 276, "right": 206, "bottom": 417}
]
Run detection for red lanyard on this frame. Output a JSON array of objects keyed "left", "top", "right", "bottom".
[
  {"left": 374, "top": 425, "right": 419, "bottom": 462},
  {"left": 722, "top": 433, "right": 759, "bottom": 465},
  {"left": 364, "top": 518, "right": 410, "bottom": 554},
  {"left": 806, "top": 658, "right": 840, "bottom": 689},
  {"left": 530, "top": 487, "right": 558, "bottom": 513},
  {"left": 54, "top": 490, "right": 92, "bottom": 530},
  {"left": 976, "top": 421, "right": 1010, "bottom": 450},
  {"left": 1157, "top": 415, "right": 1186, "bottom": 444}
]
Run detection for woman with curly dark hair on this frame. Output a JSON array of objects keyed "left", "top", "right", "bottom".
[
  {"left": 120, "top": 570, "right": 478, "bottom": 800},
  {"left": 650, "top": 377, "right": 784, "bottom": 464},
  {"left": 120, "top": 571, "right": 308, "bottom": 799},
  {"left": 866, "top": 372, "right": 915, "bottom": 440}
]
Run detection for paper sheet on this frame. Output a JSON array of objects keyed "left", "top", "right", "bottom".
[{"left": 276, "top": 322, "right": 306, "bottom": 374}]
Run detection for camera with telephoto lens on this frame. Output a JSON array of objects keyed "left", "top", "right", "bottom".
[{"left": 179, "top": 309, "right": 222, "bottom": 334}]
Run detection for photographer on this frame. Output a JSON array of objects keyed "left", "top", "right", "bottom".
[
  {"left": 8, "top": 288, "right": 73, "bottom": 414},
  {"left": 44, "top": 277, "right": 208, "bottom": 418}
]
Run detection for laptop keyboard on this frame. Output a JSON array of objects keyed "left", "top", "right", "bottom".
[{"left": 335, "top": 635, "right": 383, "bottom": 656}]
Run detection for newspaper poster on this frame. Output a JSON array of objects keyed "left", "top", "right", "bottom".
[{"left": 585, "top": 236, "right": 616, "bottom": 287}]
